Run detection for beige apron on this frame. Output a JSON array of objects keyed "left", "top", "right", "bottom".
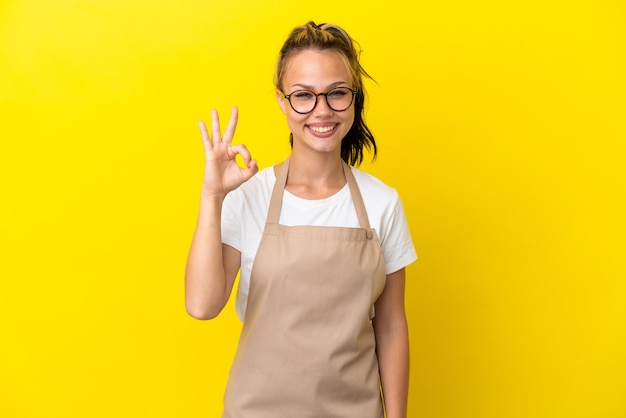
[{"left": 223, "top": 158, "right": 387, "bottom": 418}]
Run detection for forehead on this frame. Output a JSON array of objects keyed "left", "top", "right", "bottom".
[{"left": 283, "top": 49, "right": 352, "bottom": 88}]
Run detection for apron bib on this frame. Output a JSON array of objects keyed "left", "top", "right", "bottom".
[{"left": 223, "top": 159, "right": 387, "bottom": 418}]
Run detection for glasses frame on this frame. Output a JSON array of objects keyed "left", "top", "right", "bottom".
[{"left": 282, "top": 87, "right": 357, "bottom": 114}]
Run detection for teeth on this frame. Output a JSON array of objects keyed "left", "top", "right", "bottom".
[{"left": 309, "top": 125, "right": 335, "bottom": 133}]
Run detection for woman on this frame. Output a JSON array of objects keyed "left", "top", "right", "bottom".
[{"left": 185, "top": 21, "right": 417, "bottom": 418}]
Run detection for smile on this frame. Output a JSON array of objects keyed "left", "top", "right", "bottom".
[{"left": 308, "top": 125, "right": 337, "bottom": 133}]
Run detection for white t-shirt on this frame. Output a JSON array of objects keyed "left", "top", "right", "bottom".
[{"left": 222, "top": 165, "right": 417, "bottom": 321}]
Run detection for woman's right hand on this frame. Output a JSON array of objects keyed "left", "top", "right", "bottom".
[{"left": 199, "top": 107, "right": 258, "bottom": 198}]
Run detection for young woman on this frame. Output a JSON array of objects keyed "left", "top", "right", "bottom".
[{"left": 185, "top": 21, "right": 417, "bottom": 418}]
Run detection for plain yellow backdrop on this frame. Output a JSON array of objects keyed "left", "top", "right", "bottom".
[{"left": 1, "top": 0, "right": 625, "bottom": 417}]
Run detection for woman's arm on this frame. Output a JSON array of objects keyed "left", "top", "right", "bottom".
[
  {"left": 373, "top": 267, "right": 410, "bottom": 418},
  {"left": 184, "top": 107, "right": 257, "bottom": 320},
  {"left": 185, "top": 198, "right": 241, "bottom": 320}
]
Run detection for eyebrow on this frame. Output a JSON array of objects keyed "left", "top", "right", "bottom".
[{"left": 290, "top": 81, "right": 349, "bottom": 90}]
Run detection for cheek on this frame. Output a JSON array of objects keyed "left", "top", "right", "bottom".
[
  {"left": 285, "top": 110, "right": 308, "bottom": 126},
  {"left": 344, "top": 108, "right": 356, "bottom": 127}
]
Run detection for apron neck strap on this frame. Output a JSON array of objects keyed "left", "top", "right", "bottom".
[{"left": 267, "top": 157, "right": 372, "bottom": 229}]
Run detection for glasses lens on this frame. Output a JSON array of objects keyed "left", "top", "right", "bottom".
[
  {"left": 287, "top": 88, "right": 355, "bottom": 114},
  {"left": 326, "top": 87, "right": 354, "bottom": 112},
  {"left": 289, "top": 90, "right": 317, "bottom": 113}
]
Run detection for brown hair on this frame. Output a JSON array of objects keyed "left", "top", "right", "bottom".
[{"left": 275, "top": 21, "right": 377, "bottom": 166}]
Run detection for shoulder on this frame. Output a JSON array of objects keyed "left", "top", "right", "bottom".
[
  {"left": 241, "top": 165, "right": 275, "bottom": 191},
  {"left": 227, "top": 166, "right": 275, "bottom": 200},
  {"left": 349, "top": 166, "right": 400, "bottom": 208},
  {"left": 222, "top": 166, "right": 276, "bottom": 236},
  {"left": 222, "top": 166, "right": 275, "bottom": 218}
]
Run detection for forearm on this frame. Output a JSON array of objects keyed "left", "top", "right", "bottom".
[
  {"left": 376, "top": 320, "right": 410, "bottom": 418},
  {"left": 184, "top": 194, "right": 229, "bottom": 319},
  {"left": 372, "top": 268, "right": 410, "bottom": 417},
  {"left": 185, "top": 108, "right": 254, "bottom": 319}
]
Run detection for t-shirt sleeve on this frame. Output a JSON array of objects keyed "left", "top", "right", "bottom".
[
  {"left": 221, "top": 190, "right": 243, "bottom": 252},
  {"left": 380, "top": 192, "right": 418, "bottom": 275}
]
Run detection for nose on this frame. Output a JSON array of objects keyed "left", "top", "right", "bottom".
[{"left": 311, "top": 93, "right": 333, "bottom": 115}]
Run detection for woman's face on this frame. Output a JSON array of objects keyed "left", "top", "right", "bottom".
[{"left": 277, "top": 48, "right": 355, "bottom": 158}]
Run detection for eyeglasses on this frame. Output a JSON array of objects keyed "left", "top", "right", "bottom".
[{"left": 282, "top": 87, "right": 357, "bottom": 114}]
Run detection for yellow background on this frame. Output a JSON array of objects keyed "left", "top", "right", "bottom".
[{"left": 1, "top": 0, "right": 625, "bottom": 417}]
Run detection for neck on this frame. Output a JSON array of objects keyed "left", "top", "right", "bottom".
[
  {"left": 280, "top": 152, "right": 347, "bottom": 200},
  {"left": 290, "top": 153, "right": 344, "bottom": 181}
]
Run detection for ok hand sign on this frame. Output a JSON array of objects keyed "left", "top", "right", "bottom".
[{"left": 199, "top": 107, "right": 258, "bottom": 198}]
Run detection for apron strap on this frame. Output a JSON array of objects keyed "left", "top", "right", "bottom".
[
  {"left": 266, "top": 157, "right": 291, "bottom": 225},
  {"left": 342, "top": 162, "right": 371, "bottom": 230},
  {"left": 267, "top": 157, "right": 372, "bottom": 230}
]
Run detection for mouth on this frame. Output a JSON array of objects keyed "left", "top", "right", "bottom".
[{"left": 307, "top": 124, "right": 338, "bottom": 134}]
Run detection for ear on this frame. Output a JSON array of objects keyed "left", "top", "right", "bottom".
[{"left": 276, "top": 89, "right": 287, "bottom": 114}]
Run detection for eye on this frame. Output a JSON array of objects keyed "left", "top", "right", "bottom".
[
  {"left": 328, "top": 88, "right": 349, "bottom": 98},
  {"left": 292, "top": 90, "right": 315, "bottom": 100}
]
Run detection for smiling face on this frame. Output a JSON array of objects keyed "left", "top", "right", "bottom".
[{"left": 277, "top": 48, "right": 355, "bottom": 158}]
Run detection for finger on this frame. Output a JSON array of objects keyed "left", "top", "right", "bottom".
[
  {"left": 211, "top": 109, "right": 222, "bottom": 143},
  {"left": 199, "top": 120, "right": 212, "bottom": 151},
  {"left": 244, "top": 159, "right": 259, "bottom": 180},
  {"left": 229, "top": 143, "right": 252, "bottom": 163},
  {"left": 229, "top": 144, "right": 258, "bottom": 178},
  {"left": 222, "top": 106, "right": 239, "bottom": 144},
  {"left": 199, "top": 120, "right": 211, "bottom": 138}
]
